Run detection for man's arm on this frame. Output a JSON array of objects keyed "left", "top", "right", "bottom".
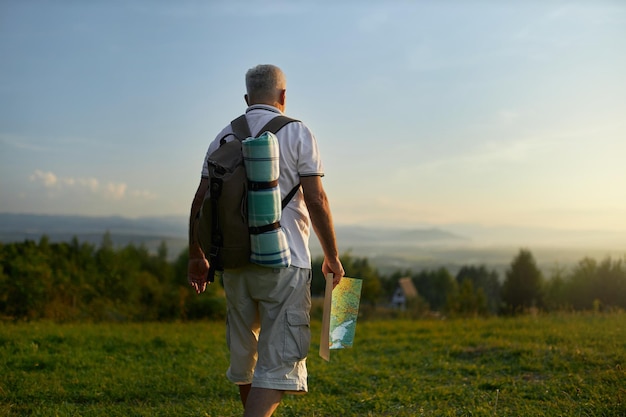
[
  {"left": 188, "top": 178, "right": 210, "bottom": 294},
  {"left": 300, "top": 175, "right": 345, "bottom": 288}
]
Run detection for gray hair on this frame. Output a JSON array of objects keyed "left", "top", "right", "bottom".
[{"left": 245, "top": 64, "right": 286, "bottom": 102}]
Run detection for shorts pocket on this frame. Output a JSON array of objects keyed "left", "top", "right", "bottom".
[{"left": 284, "top": 310, "right": 311, "bottom": 362}]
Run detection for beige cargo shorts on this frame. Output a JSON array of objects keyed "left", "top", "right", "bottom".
[{"left": 222, "top": 264, "right": 312, "bottom": 393}]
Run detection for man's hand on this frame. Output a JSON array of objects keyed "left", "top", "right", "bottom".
[
  {"left": 188, "top": 257, "right": 210, "bottom": 294},
  {"left": 322, "top": 257, "right": 344, "bottom": 289}
]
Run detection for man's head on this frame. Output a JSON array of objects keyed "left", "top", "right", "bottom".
[{"left": 245, "top": 64, "right": 286, "bottom": 111}]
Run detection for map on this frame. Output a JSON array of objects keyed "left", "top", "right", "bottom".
[{"left": 319, "top": 276, "right": 363, "bottom": 361}]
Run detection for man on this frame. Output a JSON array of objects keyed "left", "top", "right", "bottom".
[{"left": 187, "top": 64, "right": 344, "bottom": 417}]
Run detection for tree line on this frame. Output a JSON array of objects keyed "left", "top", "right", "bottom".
[
  {"left": 1, "top": 235, "right": 624, "bottom": 321},
  {"left": 0, "top": 234, "right": 225, "bottom": 321}
]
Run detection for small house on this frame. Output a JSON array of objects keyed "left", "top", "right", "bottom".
[{"left": 391, "top": 277, "right": 418, "bottom": 310}]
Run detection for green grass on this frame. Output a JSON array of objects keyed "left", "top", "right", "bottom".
[{"left": 1, "top": 313, "right": 625, "bottom": 416}]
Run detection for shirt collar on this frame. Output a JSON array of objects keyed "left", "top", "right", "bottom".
[{"left": 245, "top": 104, "right": 283, "bottom": 114}]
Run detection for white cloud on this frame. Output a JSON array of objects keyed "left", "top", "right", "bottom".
[
  {"left": 59, "top": 176, "right": 100, "bottom": 192},
  {"left": 28, "top": 170, "right": 155, "bottom": 202},
  {"left": 105, "top": 182, "right": 127, "bottom": 200},
  {"left": 76, "top": 177, "right": 99, "bottom": 192},
  {"left": 30, "top": 170, "right": 58, "bottom": 187}
]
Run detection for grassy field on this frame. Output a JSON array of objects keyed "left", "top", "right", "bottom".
[{"left": 1, "top": 313, "right": 625, "bottom": 416}]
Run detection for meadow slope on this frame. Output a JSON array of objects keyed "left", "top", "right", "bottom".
[{"left": 1, "top": 314, "right": 625, "bottom": 416}]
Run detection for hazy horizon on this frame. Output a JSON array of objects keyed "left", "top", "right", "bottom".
[
  {"left": 2, "top": 212, "right": 624, "bottom": 278},
  {"left": 1, "top": 2, "right": 625, "bottom": 234},
  {"left": 2, "top": 212, "right": 625, "bottom": 251}
]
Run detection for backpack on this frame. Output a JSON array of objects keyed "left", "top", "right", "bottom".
[{"left": 198, "top": 114, "right": 300, "bottom": 282}]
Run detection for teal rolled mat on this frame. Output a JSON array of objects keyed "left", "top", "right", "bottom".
[
  {"left": 249, "top": 228, "right": 291, "bottom": 268},
  {"left": 242, "top": 131, "right": 291, "bottom": 268},
  {"left": 247, "top": 188, "right": 281, "bottom": 227},
  {"left": 242, "top": 132, "right": 280, "bottom": 182}
]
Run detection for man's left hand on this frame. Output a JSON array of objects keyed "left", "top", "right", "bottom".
[{"left": 188, "top": 257, "right": 210, "bottom": 294}]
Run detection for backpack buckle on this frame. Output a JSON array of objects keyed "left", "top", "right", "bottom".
[
  {"left": 210, "top": 178, "right": 222, "bottom": 198},
  {"left": 208, "top": 245, "right": 220, "bottom": 258}
]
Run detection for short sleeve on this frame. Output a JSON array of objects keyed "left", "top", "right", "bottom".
[{"left": 295, "top": 123, "right": 324, "bottom": 177}]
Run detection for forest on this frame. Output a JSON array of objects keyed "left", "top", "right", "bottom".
[{"left": 1, "top": 233, "right": 625, "bottom": 321}]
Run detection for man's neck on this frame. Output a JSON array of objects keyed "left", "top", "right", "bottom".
[{"left": 247, "top": 103, "right": 283, "bottom": 114}]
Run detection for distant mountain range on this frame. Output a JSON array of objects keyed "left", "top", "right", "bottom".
[
  {"left": 0, "top": 213, "right": 187, "bottom": 260},
  {"left": 0, "top": 213, "right": 187, "bottom": 238},
  {"left": 0, "top": 213, "right": 465, "bottom": 245},
  {"left": 1, "top": 213, "right": 623, "bottom": 274},
  {"left": 0, "top": 213, "right": 466, "bottom": 263}
]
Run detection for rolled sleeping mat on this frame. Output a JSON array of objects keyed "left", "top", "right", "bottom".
[
  {"left": 242, "top": 132, "right": 280, "bottom": 183},
  {"left": 249, "top": 227, "right": 291, "bottom": 268},
  {"left": 242, "top": 131, "right": 291, "bottom": 268},
  {"left": 247, "top": 187, "right": 281, "bottom": 227}
]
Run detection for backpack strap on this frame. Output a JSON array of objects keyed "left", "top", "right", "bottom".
[
  {"left": 230, "top": 114, "right": 302, "bottom": 208},
  {"left": 207, "top": 177, "right": 223, "bottom": 282},
  {"left": 231, "top": 114, "right": 299, "bottom": 139},
  {"left": 282, "top": 184, "right": 301, "bottom": 209},
  {"left": 230, "top": 115, "right": 252, "bottom": 141},
  {"left": 257, "top": 115, "right": 299, "bottom": 136}
]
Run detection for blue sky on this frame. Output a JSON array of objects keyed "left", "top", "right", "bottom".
[{"left": 1, "top": 1, "right": 625, "bottom": 233}]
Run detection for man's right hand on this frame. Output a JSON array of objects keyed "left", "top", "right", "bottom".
[
  {"left": 188, "top": 257, "right": 210, "bottom": 294},
  {"left": 322, "top": 257, "right": 344, "bottom": 289}
]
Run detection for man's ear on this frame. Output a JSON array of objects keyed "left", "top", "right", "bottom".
[
  {"left": 278, "top": 89, "right": 286, "bottom": 106},
  {"left": 244, "top": 94, "right": 250, "bottom": 106}
]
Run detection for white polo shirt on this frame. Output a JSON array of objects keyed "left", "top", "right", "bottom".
[{"left": 202, "top": 104, "right": 324, "bottom": 269}]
